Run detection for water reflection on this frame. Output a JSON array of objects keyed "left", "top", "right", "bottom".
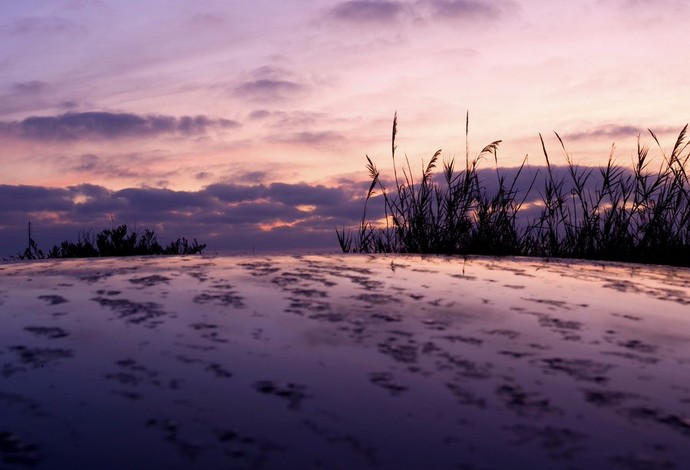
[{"left": 1, "top": 254, "right": 689, "bottom": 468}]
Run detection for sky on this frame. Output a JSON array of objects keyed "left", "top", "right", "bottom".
[{"left": 1, "top": 0, "right": 689, "bottom": 256}]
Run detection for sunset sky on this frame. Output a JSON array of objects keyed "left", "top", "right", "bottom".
[{"left": 1, "top": 0, "right": 688, "bottom": 256}]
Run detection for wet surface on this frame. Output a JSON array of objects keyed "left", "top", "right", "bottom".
[{"left": 1, "top": 254, "right": 690, "bottom": 468}]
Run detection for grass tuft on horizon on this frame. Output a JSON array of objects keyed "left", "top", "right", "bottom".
[{"left": 337, "top": 114, "right": 690, "bottom": 267}]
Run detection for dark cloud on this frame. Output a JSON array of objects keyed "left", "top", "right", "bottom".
[
  {"left": 4, "top": 16, "right": 85, "bottom": 36},
  {"left": 325, "top": 0, "right": 513, "bottom": 27},
  {"left": 269, "top": 111, "right": 326, "bottom": 128},
  {"left": 112, "top": 188, "right": 213, "bottom": 212},
  {"left": 429, "top": 0, "right": 503, "bottom": 19},
  {"left": 562, "top": 125, "right": 643, "bottom": 141},
  {"left": 0, "top": 111, "right": 240, "bottom": 141},
  {"left": 0, "top": 179, "right": 367, "bottom": 257},
  {"left": 236, "top": 79, "right": 303, "bottom": 99},
  {"left": 59, "top": 100, "right": 81, "bottom": 109},
  {"left": 63, "top": 0, "right": 106, "bottom": 9},
  {"left": 187, "top": 13, "right": 226, "bottom": 29},
  {"left": 2, "top": 163, "right": 650, "bottom": 258},
  {"left": 204, "top": 183, "right": 268, "bottom": 203},
  {"left": 274, "top": 131, "right": 347, "bottom": 146},
  {"left": 267, "top": 183, "right": 347, "bottom": 206},
  {"left": 0, "top": 185, "right": 74, "bottom": 212},
  {"left": 329, "top": 1, "right": 405, "bottom": 22},
  {"left": 69, "top": 154, "right": 139, "bottom": 178},
  {"left": 71, "top": 183, "right": 111, "bottom": 199},
  {"left": 235, "top": 67, "right": 307, "bottom": 101},
  {"left": 214, "top": 201, "right": 304, "bottom": 224},
  {"left": 247, "top": 66, "right": 292, "bottom": 80},
  {"left": 231, "top": 170, "right": 270, "bottom": 184},
  {"left": 11, "top": 81, "right": 49, "bottom": 94},
  {"left": 249, "top": 109, "right": 272, "bottom": 120}
]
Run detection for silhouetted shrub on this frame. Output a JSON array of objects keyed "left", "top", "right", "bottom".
[{"left": 14, "top": 224, "right": 206, "bottom": 260}]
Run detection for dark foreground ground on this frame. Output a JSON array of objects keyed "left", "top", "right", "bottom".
[{"left": 0, "top": 254, "right": 689, "bottom": 469}]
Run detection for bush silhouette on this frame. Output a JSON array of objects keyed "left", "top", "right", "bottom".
[{"left": 14, "top": 223, "right": 206, "bottom": 260}]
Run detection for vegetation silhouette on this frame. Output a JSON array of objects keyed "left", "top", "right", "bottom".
[
  {"left": 14, "top": 223, "right": 206, "bottom": 260},
  {"left": 338, "top": 113, "right": 690, "bottom": 267}
]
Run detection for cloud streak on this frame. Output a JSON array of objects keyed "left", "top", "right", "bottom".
[
  {"left": 0, "top": 112, "right": 240, "bottom": 141},
  {"left": 328, "top": 1, "right": 406, "bottom": 22},
  {"left": 272, "top": 131, "right": 347, "bottom": 146},
  {"left": 234, "top": 66, "right": 307, "bottom": 101},
  {"left": 428, "top": 0, "right": 506, "bottom": 20},
  {"left": 326, "top": 0, "right": 512, "bottom": 24},
  {"left": 560, "top": 124, "right": 682, "bottom": 142},
  {"left": 69, "top": 154, "right": 140, "bottom": 178},
  {"left": 11, "top": 80, "right": 49, "bottom": 94},
  {"left": 236, "top": 79, "right": 304, "bottom": 100},
  {"left": 3, "top": 16, "right": 85, "bottom": 36}
]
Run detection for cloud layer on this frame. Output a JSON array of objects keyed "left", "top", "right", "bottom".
[
  {"left": 0, "top": 112, "right": 239, "bottom": 141},
  {"left": 0, "top": 179, "right": 371, "bottom": 257},
  {"left": 1, "top": 164, "right": 645, "bottom": 257},
  {"left": 326, "top": 0, "right": 513, "bottom": 23}
]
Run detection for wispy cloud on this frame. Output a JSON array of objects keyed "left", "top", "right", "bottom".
[
  {"left": 0, "top": 112, "right": 240, "bottom": 141},
  {"left": 251, "top": 110, "right": 346, "bottom": 146},
  {"left": 269, "top": 111, "right": 327, "bottom": 128},
  {"left": 230, "top": 170, "right": 270, "bottom": 184},
  {"left": 427, "top": 0, "right": 507, "bottom": 20},
  {"left": 605, "top": 0, "right": 688, "bottom": 18},
  {"left": 234, "top": 66, "right": 306, "bottom": 102},
  {"left": 11, "top": 80, "right": 49, "bottom": 94},
  {"left": 273, "top": 131, "right": 347, "bottom": 146},
  {"left": 186, "top": 13, "right": 226, "bottom": 30},
  {"left": 562, "top": 125, "right": 641, "bottom": 141},
  {"left": 248, "top": 109, "right": 272, "bottom": 120},
  {"left": 560, "top": 124, "right": 682, "bottom": 142},
  {"left": 236, "top": 79, "right": 303, "bottom": 99},
  {"left": 3, "top": 16, "right": 86, "bottom": 36},
  {"left": 69, "top": 153, "right": 140, "bottom": 178}
]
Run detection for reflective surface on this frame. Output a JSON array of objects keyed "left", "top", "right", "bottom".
[{"left": 1, "top": 254, "right": 689, "bottom": 468}]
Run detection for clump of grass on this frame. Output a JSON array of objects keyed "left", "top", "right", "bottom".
[
  {"left": 13, "top": 223, "right": 206, "bottom": 260},
  {"left": 337, "top": 114, "right": 690, "bottom": 267}
]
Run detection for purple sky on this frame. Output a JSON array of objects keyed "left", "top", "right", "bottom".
[{"left": 1, "top": 0, "right": 689, "bottom": 255}]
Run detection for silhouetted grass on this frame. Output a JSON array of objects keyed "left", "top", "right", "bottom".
[
  {"left": 337, "top": 113, "right": 690, "bottom": 267},
  {"left": 13, "top": 223, "right": 206, "bottom": 260}
]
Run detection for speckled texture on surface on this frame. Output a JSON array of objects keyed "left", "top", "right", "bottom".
[{"left": 0, "top": 254, "right": 689, "bottom": 469}]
